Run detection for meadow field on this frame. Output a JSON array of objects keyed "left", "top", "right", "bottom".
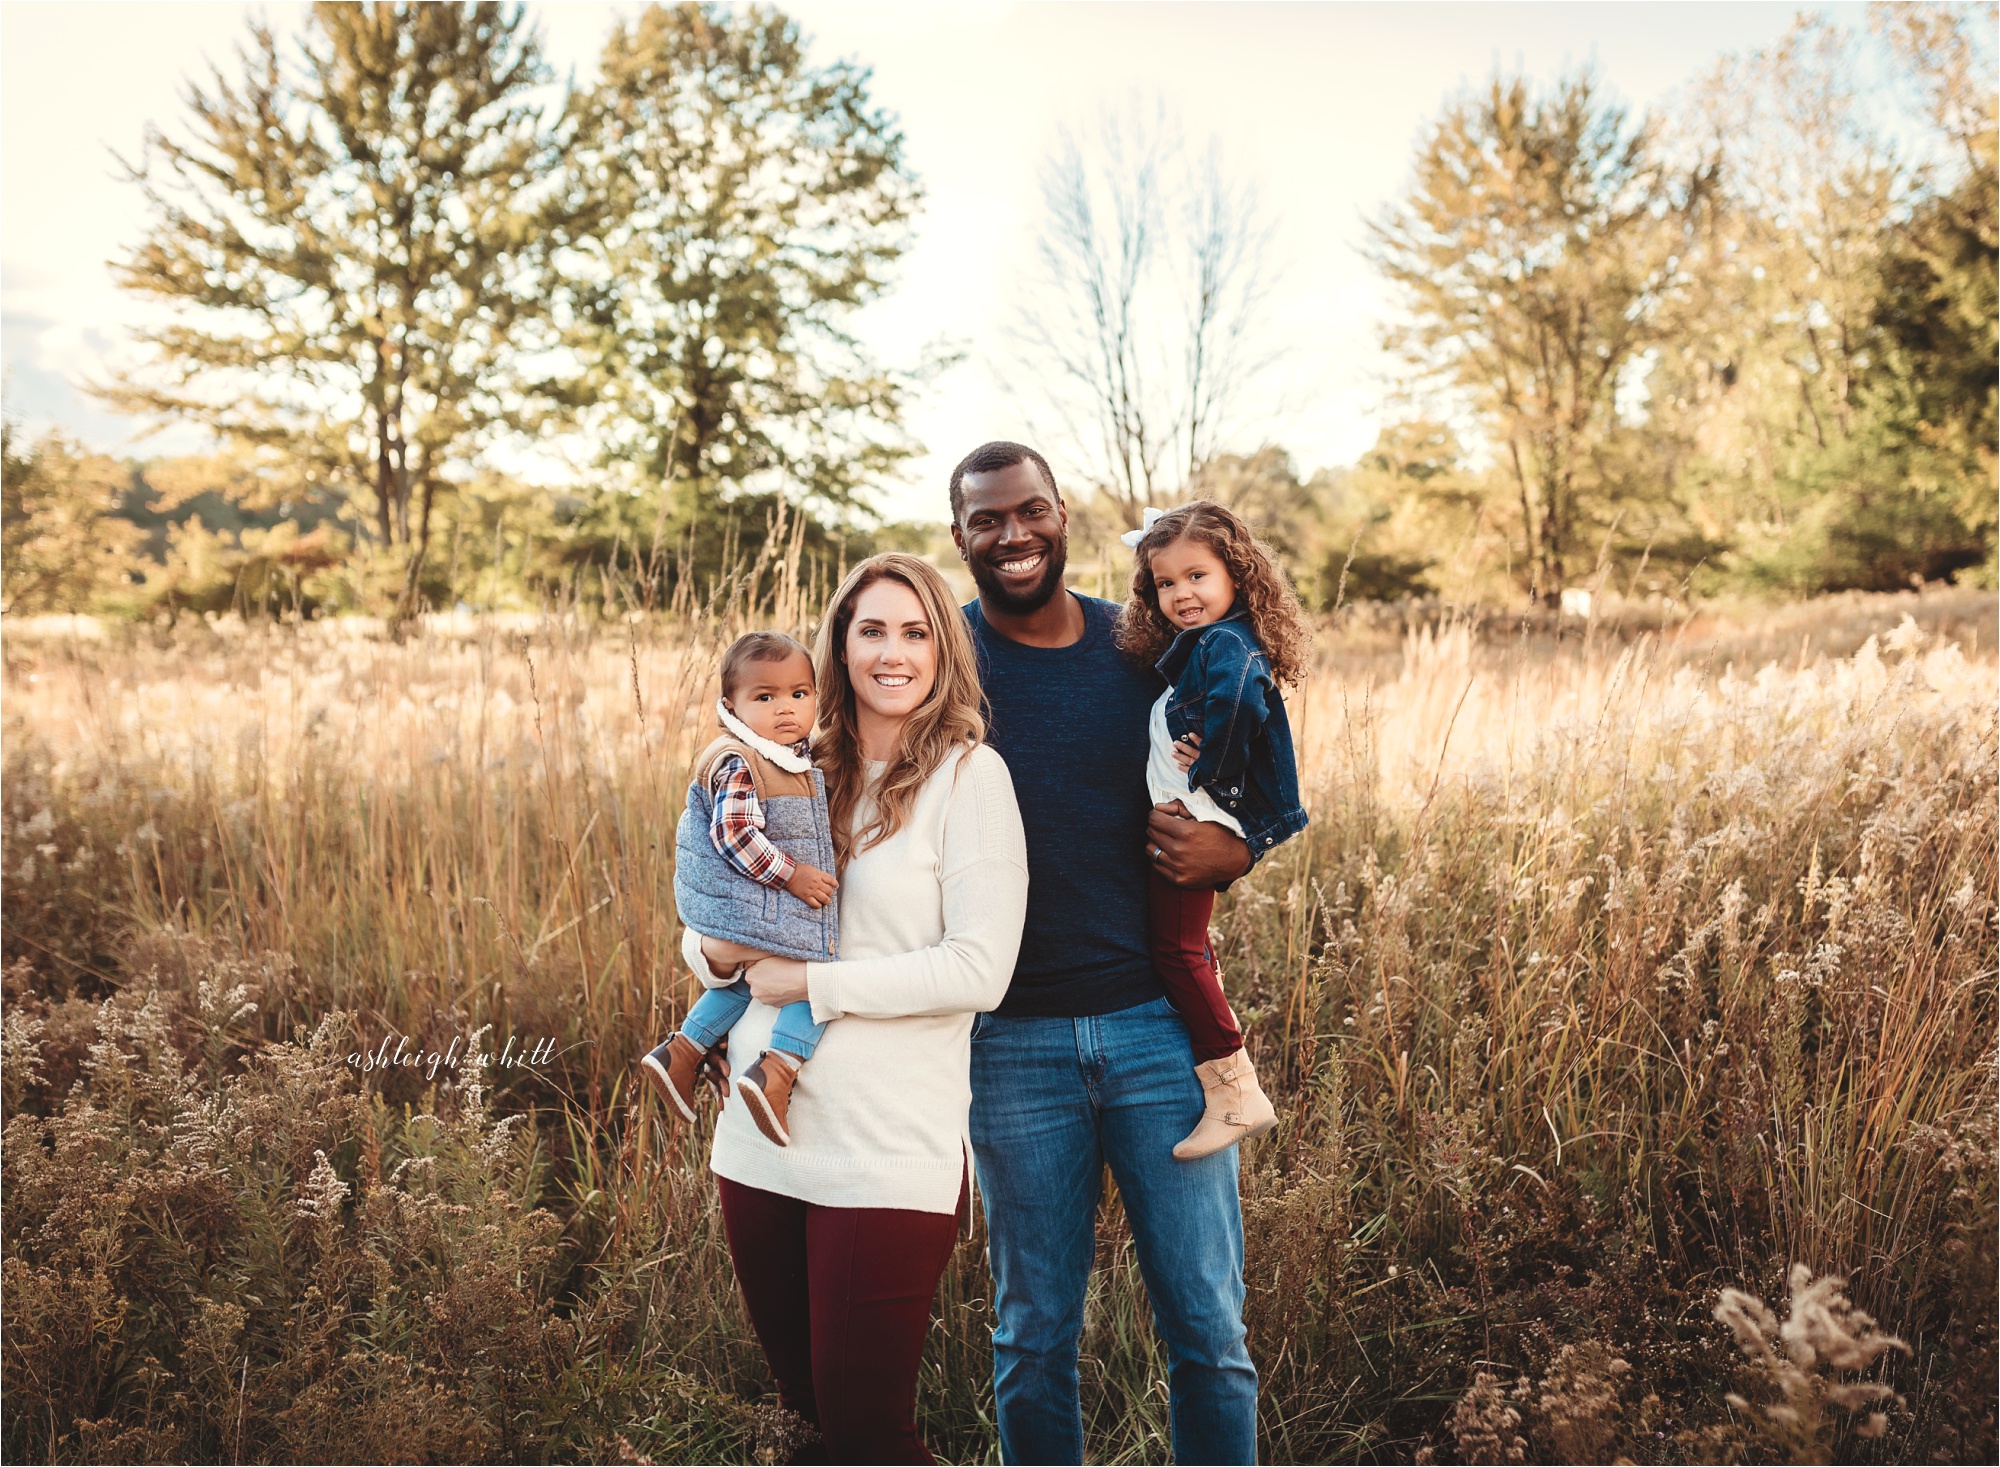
[{"left": 2, "top": 585, "right": 1994, "bottom": 1465}]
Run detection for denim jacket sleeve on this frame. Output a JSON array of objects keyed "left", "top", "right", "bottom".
[{"left": 1184, "top": 627, "right": 1273, "bottom": 799}]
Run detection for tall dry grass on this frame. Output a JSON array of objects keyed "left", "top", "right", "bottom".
[{"left": 3, "top": 589, "right": 1994, "bottom": 1464}]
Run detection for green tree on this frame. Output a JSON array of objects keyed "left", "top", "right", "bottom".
[
  {"left": 545, "top": 1, "right": 919, "bottom": 562},
  {"left": 1368, "top": 71, "right": 1716, "bottom": 602},
  {"left": 101, "top": 2, "right": 559, "bottom": 612},
  {"left": 0, "top": 423, "right": 140, "bottom": 615},
  {"left": 1672, "top": 7, "right": 1995, "bottom": 592},
  {"left": 1864, "top": 0, "right": 1997, "bottom": 582}
]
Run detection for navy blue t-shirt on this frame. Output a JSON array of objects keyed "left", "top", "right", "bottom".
[{"left": 966, "top": 594, "right": 1167, "bottom": 1017}]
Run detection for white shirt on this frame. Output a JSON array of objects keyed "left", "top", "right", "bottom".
[
  {"left": 1146, "top": 688, "right": 1245, "bottom": 837},
  {"left": 680, "top": 742, "right": 1028, "bottom": 1213}
]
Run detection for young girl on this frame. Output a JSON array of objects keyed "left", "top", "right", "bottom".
[{"left": 1116, "top": 501, "right": 1311, "bottom": 1160}]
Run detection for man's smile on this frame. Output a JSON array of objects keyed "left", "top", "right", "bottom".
[{"left": 991, "top": 548, "right": 1047, "bottom": 577}]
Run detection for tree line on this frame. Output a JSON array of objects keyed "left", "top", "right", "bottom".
[
  {"left": 8, "top": 1, "right": 918, "bottom": 621},
  {"left": 3, "top": 1, "right": 1993, "bottom": 621},
  {"left": 1348, "top": 3, "right": 1995, "bottom": 604}
]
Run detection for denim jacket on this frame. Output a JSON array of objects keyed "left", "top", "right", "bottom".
[{"left": 1155, "top": 605, "right": 1308, "bottom": 862}]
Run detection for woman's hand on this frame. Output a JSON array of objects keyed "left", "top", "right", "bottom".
[
  {"left": 1172, "top": 731, "right": 1202, "bottom": 772},
  {"left": 744, "top": 957, "right": 811, "bottom": 1008},
  {"left": 700, "top": 934, "right": 774, "bottom": 979}
]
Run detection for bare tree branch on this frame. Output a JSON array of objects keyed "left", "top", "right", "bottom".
[{"left": 1007, "top": 100, "right": 1281, "bottom": 528}]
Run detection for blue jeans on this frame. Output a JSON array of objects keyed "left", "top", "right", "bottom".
[
  {"left": 680, "top": 980, "right": 824, "bottom": 1062},
  {"left": 970, "top": 995, "right": 1258, "bottom": 1464}
]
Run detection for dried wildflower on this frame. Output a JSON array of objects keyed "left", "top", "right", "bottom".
[
  {"left": 195, "top": 977, "right": 259, "bottom": 1033},
  {"left": 1438, "top": 1371, "right": 1528, "bottom": 1465},
  {"left": 612, "top": 1433, "right": 658, "bottom": 1465},
  {"left": 296, "top": 1149, "right": 350, "bottom": 1223},
  {"left": 751, "top": 1405, "right": 821, "bottom": 1465},
  {"left": 1537, "top": 1341, "right": 1631, "bottom": 1464},
  {"left": 1779, "top": 1264, "right": 1907, "bottom": 1371},
  {"left": 1714, "top": 1264, "right": 1910, "bottom": 1461},
  {"left": 1714, "top": 1287, "right": 1780, "bottom": 1362},
  {"left": 2, "top": 1007, "right": 48, "bottom": 1111}
]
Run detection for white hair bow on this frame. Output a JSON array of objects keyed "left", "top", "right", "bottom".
[{"left": 1119, "top": 507, "right": 1170, "bottom": 548}]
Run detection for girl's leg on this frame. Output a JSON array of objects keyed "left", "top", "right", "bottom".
[
  {"left": 717, "top": 1176, "right": 820, "bottom": 1429},
  {"left": 1147, "top": 869, "right": 1242, "bottom": 1063},
  {"left": 679, "top": 977, "right": 752, "bottom": 1050},
  {"left": 804, "top": 1181, "right": 966, "bottom": 1465},
  {"left": 767, "top": 999, "right": 827, "bottom": 1063}
]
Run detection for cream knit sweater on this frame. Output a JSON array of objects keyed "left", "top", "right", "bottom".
[{"left": 679, "top": 741, "right": 1027, "bottom": 1214}]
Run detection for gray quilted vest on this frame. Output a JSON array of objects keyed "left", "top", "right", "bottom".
[{"left": 673, "top": 736, "right": 840, "bottom": 962}]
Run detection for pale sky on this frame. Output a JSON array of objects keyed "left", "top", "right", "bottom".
[{"left": 2, "top": 1, "right": 1845, "bottom": 523}]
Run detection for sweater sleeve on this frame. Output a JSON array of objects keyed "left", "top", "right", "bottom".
[
  {"left": 805, "top": 746, "right": 1027, "bottom": 1023},
  {"left": 681, "top": 923, "right": 745, "bottom": 991}
]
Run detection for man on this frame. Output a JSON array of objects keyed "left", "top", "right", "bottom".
[{"left": 952, "top": 440, "right": 1260, "bottom": 1465}]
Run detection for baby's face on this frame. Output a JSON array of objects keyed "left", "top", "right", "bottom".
[{"left": 726, "top": 651, "right": 818, "bottom": 746}]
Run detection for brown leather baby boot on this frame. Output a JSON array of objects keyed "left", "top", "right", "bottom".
[
  {"left": 1172, "top": 1047, "right": 1278, "bottom": 1161},
  {"left": 737, "top": 1051, "right": 802, "bottom": 1147},
  {"left": 639, "top": 1032, "right": 716, "bottom": 1124}
]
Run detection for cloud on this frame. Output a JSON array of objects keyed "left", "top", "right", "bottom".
[{"left": 1, "top": 309, "right": 204, "bottom": 453}]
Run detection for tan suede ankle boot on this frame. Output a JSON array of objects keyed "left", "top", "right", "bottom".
[
  {"left": 738, "top": 1051, "right": 801, "bottom": 1147},
  {"left": 1172, "top": 1047, "right": 1278, "bottom": 1160},
  {"left": 639, "top": 1032, "right": 715, "bottom": 1124}
]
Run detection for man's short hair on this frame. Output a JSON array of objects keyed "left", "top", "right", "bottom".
[
  {"left": 949, "top": 441, "right": 1061, "bottom": 524},
  {"left": 720, "top": 630, "right": 810, "bottom": 700}
]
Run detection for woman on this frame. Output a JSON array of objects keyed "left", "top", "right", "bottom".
[{"left": 680, "top": 553, "right": 1028, "bottom": 1463}]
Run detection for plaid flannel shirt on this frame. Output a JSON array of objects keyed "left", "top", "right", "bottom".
[{"left": 706, "top": 750, "right": 802, "bottom": 888}]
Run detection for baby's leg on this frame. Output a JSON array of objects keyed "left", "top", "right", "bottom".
[
  {"left": 679, "top": 978, "right": 753, "bottom": 1050},
  {"left": 1147, "top": 869, "right": 1242, "bottom": 1063},
  {"left": 766, "top": 1001, "right": 826, "bottom": 1065},
  {"left": 641, "top": 978, "right": 749, "bottom": 1122},
  {"left": 739, "top": 1001, "right": 826, "bottom": 1146}
]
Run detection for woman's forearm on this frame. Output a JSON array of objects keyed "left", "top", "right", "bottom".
[{"left": 805, "top": 855, "right": 1026, "bottom": 1022}]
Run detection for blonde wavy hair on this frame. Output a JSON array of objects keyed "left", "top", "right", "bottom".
[
  {"left": 812, "top": 553, "right": 986, "bottom": 869},
  {"left": 1114, "top": 499, "right": 1311, "bottom": 685}
]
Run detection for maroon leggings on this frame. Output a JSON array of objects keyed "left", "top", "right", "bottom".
[
  {"left": 716, "top": 1174, "right": 962, "bottom": 1464},
  {"left": 1149, "top": 869, "right": 1245, "bottom": 1063}
]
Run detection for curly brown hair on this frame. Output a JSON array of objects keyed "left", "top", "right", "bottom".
[{"left": 1113, "top": 501, "right": 1311, "bottom": 685}]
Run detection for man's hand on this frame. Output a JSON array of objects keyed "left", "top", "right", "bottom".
[
  {"left": 783, "top": 861, "right": 838, "bottom": 909},
  {"left": 699, "top": 934, "right": 774, "bottom": 979},
  {"left": 1172, "top": 731, "right": 1202, "bottom": 773},
  {"left": 1147, "top": 799, "right": 1252, "bottom": 889},
  {"left": 744, "top": 957, "right": 812, "bottom": 1008},
  {"left": 697, "top": 1046, "right": 731, "bottom": 1108}
]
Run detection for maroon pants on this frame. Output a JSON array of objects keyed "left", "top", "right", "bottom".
[
  {"left": 716, "top": 1174, "right": 962, "bottom": 1464},
  {"left": 1148, "top": 869, "right": 1244, "bottom": 1063}
]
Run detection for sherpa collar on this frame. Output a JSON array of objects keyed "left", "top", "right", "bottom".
[{"left": 716, "top": 699, "right": 814, "bottom": 773}]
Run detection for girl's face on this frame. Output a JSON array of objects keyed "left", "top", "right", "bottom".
[
  {"left": 844, "top": 577, "right": 937, "bottom": 743},
  {"left": 1149, "top": 535, "right": 1237, "bottom": 631}
]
